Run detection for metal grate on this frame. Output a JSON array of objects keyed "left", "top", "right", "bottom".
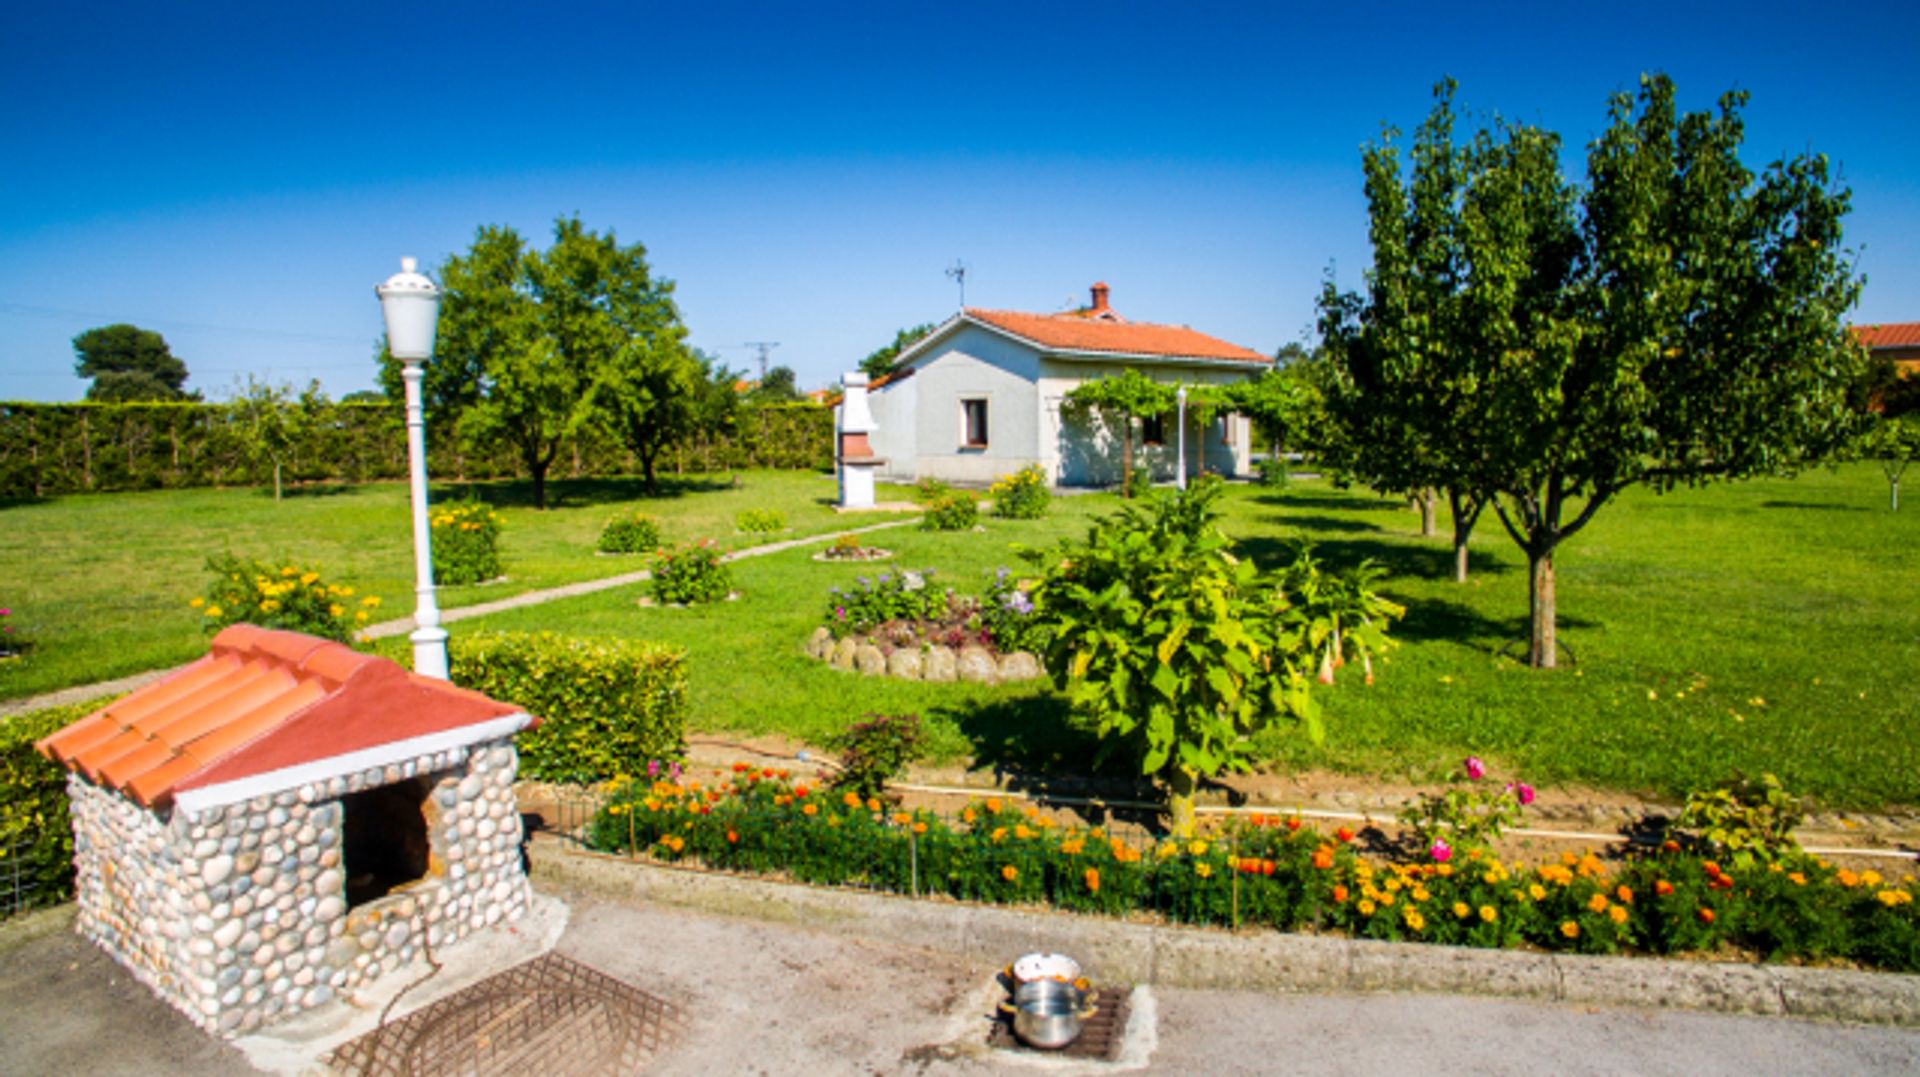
[
  {"left": 326, "top": 953, "right": 681, "bottom": 1077},
  {"left": 987, "top": 984, "right": 1132, "bottom": 1062}
]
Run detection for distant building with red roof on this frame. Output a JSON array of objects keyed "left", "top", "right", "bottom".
[
  {"left": 1854, "top": 322, "right": 1920, "bottom": 374},
  {"left": 867, "top": 282, "right": 1271, "bottom": 486}
]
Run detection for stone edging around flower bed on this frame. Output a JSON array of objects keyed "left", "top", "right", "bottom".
[
  {"left": 802, "top": 627, "right": 1043, "bottom": 684},
  {"left": 529, "top": 839, "right": 1920, "bottom": 1027}
]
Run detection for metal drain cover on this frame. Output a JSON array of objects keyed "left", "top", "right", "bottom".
[
  {"left": 327, "top": 953, "right": 681, "bottom": 1076},
  {"left": 987, "top": 985, "right": 1132, "bottom": 1061}
]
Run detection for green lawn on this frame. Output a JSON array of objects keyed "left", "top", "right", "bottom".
[
  {"left": 7, "top": 465, "right": 1915, "bottom": 810},
  {"left": 0, "top": 470, "right": 870, "bottom": 702}
]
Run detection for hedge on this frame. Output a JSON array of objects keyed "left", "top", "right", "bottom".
[
  {"left": 0, "top": 401, "right": 832, "bottom": 498},
  {"left": 1, "top": 696, "right": 120, "bottom": 917},
  {"left": 448, "top": 631, "right": 687, "bottom": 784}
]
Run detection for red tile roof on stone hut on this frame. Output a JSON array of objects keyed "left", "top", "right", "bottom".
[{"left": 37, "top": 625, "right": 532, "bottom": 813}]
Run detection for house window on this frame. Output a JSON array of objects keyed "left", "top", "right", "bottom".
[
  {"left": 341, "top": 778, "right": 432, "bottom": 906},
  {"left": 1141, "top": 413, "right": 1167, "bottom": 445},
  {"left": 962, "top": 399, "right": 989, "bottom": 448}
]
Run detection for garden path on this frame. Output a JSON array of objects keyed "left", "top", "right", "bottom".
[{"left": 0, "top": 517, "right": 916, "bottom": 721}]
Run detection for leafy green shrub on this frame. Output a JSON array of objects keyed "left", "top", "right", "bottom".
[
  {"left": 1397, "top": 756, "right": 1535, "bottom": 858},
  {"left": 1275, "top": 542, "right": 1405, "bottom": 685},
  {"left": 1, "top": 696, "right": 120, "bottom": 916},
  {"left": 824, "top": 570, "right": 945, "bottom": 635},
  {"left": 989, "top": 465, "right": 1051, "bottom": 519},
  {"left": 449, "top": 631, "right": 686, "bottom": 783},
  {"left": 1672, "top": 772, "right": 1805, "bottom": 869},
  {"left": 735, "top": 508, "right": 787, "bottom": 534},
  {"left": 1123, "top": 466, "right": 1154, "bottom": 500},
  {"left": 651, "top": 540, "right": 733, "bottom": 604},
  {"left": 431, "top": 499, "right": 504, "bottom": 585},
  {"left": 826, "top": 713, "right": 925, "bottom": 799},
  {"left": 920, "top": 493, "right": 978, "bottom": 531},
  {"left": 912, "top": 477, "right": 952, "bottom": 505},
  {"left": 1256, "top": 457, "right": 1290, "bottom": 487},
  {"left": 597, "top": 512, "right": 662, "bottom": 554},
  {"left": 193, "top": 555, "right": 380, "bottom": 642}
]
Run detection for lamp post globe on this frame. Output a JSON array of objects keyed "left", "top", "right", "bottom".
[{"left": 376, "top": 257, "right": 449, "bottom": 679}]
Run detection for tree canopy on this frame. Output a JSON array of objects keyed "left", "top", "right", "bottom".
[
  {"left": 1063, "top": 368, "right": 1176, "bottom": 496},
  {"left": 73, "top": 324, "right": 192, "bottom": 401},
  {"left": 748, "top": 365, "right": 802, "bottom": 403},
  {"left": 859, "top": 323, "right": 936, "bottom": 379},
  {"left": 1321, "top": 75, "right": 1866, "bottom": 667}
]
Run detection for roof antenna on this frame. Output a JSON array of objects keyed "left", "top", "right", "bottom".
[
  {"left": 945, "top": 259, "right": 969, "bottom": 310},
  {"left": 744, "top": 341, "right": 780, "bottom": 380}
]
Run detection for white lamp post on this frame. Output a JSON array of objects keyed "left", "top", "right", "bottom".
[
  {"left": 1175, "top": 386, "right": 1189, "bottom": 491},
  {"left": 376, "top": 257, "right": 449, "bottom": 679}
]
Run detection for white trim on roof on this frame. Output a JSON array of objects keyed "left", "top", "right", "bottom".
[{"left": 171, "top": 712, "right": 533, "bottom": 817}]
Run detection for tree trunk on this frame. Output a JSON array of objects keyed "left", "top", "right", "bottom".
[
  {"left": 1528, "top": 547, "right": 1557, "bottom": 669},
  {"left": 273, "top": 461, "right": 282, "bottom": 503},
  {"left": 1417, "top": 488, "right": 1438, "bottom": 537},
  {"left": 1121, "top": 417, "right": 1135, "bottom": 496},
  {"left": 639, "top": 441, "right": 660, "bottom": 496},
  {"left": 1893, "top": 477, "right": 1901, "bottom": 513},
  {"left": 1166, "top": 765, "right": 1199, "bottom": 838},
  {"left": 1447, "top": 489, "right": 1482, "bottom": 584},
  {"left": 530, "top": 460, "right": 549, "bottom": 510}
]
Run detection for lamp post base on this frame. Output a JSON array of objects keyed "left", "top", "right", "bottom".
[{"left": 410, "top": 625, "right": 450, "bottom": 680}]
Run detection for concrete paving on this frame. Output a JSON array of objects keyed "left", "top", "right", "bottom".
[{"left": 8, "top": 890, "right": 1920, "bottom": 1075}]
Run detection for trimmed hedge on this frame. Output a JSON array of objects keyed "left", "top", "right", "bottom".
[
  {"left": 1, "top": 696, "right": 120, "bottom": 917},
  {"left": 448, "top": 631, "right": 686, "bottom": 784},
  {"left": 0, "top": 401, "right": 833, "bottom": 498}
]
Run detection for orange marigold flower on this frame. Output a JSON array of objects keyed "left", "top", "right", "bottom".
[
  {"left": 1249, "top": 813, "right": 1268, "bottom": 828},
  {"left": 1702, "top": 861, "right": 1723, "bottom": 878},
  {"left": 1697, "top": 907, "right": 1716, "bottom": 924},
  {"left": 1002, "top": 864, "right": 1018, "bottom": 882},
  {"left": 1587, "top": 893, "right": 1610, "bottom": 913},
  {"left": 986, "top": 797, "right": 1003, "bottom": 813},
  {"left": 1336, "top": 826, "right": 1355, "bottom": 843},
  {"left": 1560, "top": 921, "right": 1580, "bottom": 939},
  {"left": 1788, "top": 872, "right": 1807, "bottom": 886},
  {"left": 843, "top": 792, "right": 862, "bottom": 808},
  {"left": 1837, "top": 869, "right": 1861, "bottom": 888},
  {"left": 962, "top": 807, "right": 976, "bottom": 823},
  {"left": 893, "top": 812, "right": 911, "bottom": 825},
  {"left": 1616, "top": 885, "right": 1633, "bottom": 904},
  {"left": 1286, "top": 816, "right": 1302, "bottom": 832},
  {"left": 1654, "top": 879, "right": 1675, "bottom": 897},
  {"left": 1661, "top": 839, "right": 1682, "bottom": 854},
  {"left": 1085, "top": 868, "right": 1101, "bottom": 893},
  {"left": 1332, "top": 885, "right": 1349, "bottom": 904},
  {"left": 726, "top": 830, "right": 739, "bottom": 844},
  {"left": 867, "top": 797, "right": 882, "bottom": 812},
  {"left": 802, "top": 803, "right": 818, "bottom": 816},
  {"left": 1608, "top": 905, "right": 1629, "bottom": 925},
  {"left": 1312, "top": 846, "right": 1335, "bottom": 870}
]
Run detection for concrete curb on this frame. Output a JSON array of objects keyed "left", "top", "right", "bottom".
[{"left": 529, "top": 841, "right": 1920, "bottom": 1027}]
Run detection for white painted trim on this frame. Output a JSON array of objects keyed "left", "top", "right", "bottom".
[{"left": 171, "top": 713, "right": 532, "bottom": 816}]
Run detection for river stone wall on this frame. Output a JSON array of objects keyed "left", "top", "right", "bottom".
[
  {"left": 68, "top": 737, "right": 531, "bottom": 1037},
  {"left": 803, "top": 626, "right": 1043, "bottom": 685}
]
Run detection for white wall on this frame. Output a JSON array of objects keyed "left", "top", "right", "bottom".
[{"left": 1039, "top": 358, "right": 1259, "bottom": 486}]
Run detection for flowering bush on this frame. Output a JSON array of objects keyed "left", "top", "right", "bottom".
[
  {"left": 825, "top": 713, "right": 924, "bottom": 799},
  {"left": 431, "top": 500, "right": 503, "bottom": 585},
  {"left": 1398, "top": 756, "right": 1536, "bottom": 857},
  {"left": 990, "top": 465, "right": 1051, "bottom": 519},
  {"left": 735, "top": 508, "right": 787, "bottom": 534},
  {"left": 597, "top": 512, "right": 662, "bottom": 554},
  {"left": 586, "top": 772, "right": 1920, "bottom": 972},
  {"left": 192, "top": 555, "right": 379, "bottom": 642},
  {"left": 824, "top": 570, "right": 947, "bottom": 635},
  {"left": 1672, "top": 772, "right": 1805, "bottom": 869},
  {"left": 920, "top": 493, "right": 979, "bottom": 531},
  {"left": 0, "top": 603, "right": 17, "bottom": 656},
  {"left": 980, "top": 568, "right": 1046, "bottom": 654},
  {"left": 651, "top": 540, "right": 733, "bottom": 605},
  {"left": 912, "top": 477, "right": 952, "bottom": 505}
]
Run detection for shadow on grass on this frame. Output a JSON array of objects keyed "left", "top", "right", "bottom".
[
  {"left": 940, "top": 695, "right": 1170, "bottom": 831},
  {"left": 1759, "top": 500, "right": 1870, "bottom": 513},
  {"left": 434, "top": 474, "right": 738, "bottom": 509},
  {"left": 1264, "top": 513, "right": 1383, "bottom": 535},
  {"left": 1253, "top": 489, "right": 1406, "bottom": 512},
  {"left": 0, "top": 493, "right": 51, "bottom": 511},
  {"left": 1233, "top": 534, "right": 1512, "bottom": 582},
  {"left": 261, "top": 482, "right": 364, "bottom": 499}
]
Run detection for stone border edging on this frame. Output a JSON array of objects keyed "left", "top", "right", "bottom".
[{"left": 529, "top": 840, "right": 1920, "bottom": 1027}]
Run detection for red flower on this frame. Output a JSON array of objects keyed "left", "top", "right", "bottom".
[
  {"left": 1336, "top": 827, "right": 1355, "bottom": 843},
  {"left": 1655, "top": 880, "right": 1674, "bottom": 897},
  {"left": 726, "top": 830, "right": 739, "bottom": 844},
  {"left": 1286, "top": 817, "right": 1303, "bottom": 832},
  {"left": 1697, "top": 907, "right": 1716, "bottom": 924}
]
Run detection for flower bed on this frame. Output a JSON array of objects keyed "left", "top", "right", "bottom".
[
  {"left": 809, "top": 568, "right": 1047, "bottom": 682},
  {"left": 812, "top": 534, "right": 893, "bottom": 562},
  {"left": 587, "top": 769, "right": 1920, "bottom": 973}
]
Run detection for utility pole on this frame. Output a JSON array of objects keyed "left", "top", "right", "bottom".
[
  {"left": 744, "top": 341, "right": 780, "bottom": 381},
  {"left": 945, "top": 260, "right": 969, "bottom": 310}
]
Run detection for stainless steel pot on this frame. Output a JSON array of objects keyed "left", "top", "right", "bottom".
[{"left": 1000, "top": 978, "right": 1097, "bottom": 1050}]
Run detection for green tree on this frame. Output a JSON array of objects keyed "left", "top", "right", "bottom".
[
  {"left": 72, "top": 324, "right": 192, "bottom": 401},
  {"left": 230, "top": 377, "right": 326, "bottom": 501},
  {"left": 1224, "top": 360, "right": 1327, "bottom": 481},
  {"left": 1327, "top": 75, "right": 1866, "bottom": 668},
  {"left": 859, "top": 323, "right": 936, "bottom": 379},
  {"left": 434, "top": 217, "right": 672, "bottom": 509},
  {"left": 748, "top": 365, "right": 802, "bottom": 403},
  {"left": 1063, "top": 368, "right": 1177, "bottom": 496},
  {"left": 1865, "top": 415, "right": 1920, "bottom": 511}
]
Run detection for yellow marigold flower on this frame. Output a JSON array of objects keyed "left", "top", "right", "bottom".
[
  {"left": 986, "top": 797, "right": 1002, "bottom": 813},
  {"left": 341, "top": 586, "right": 355, "bottom": 596},
  {"left": 1357, "top": 899, "right": 1377, "bottom": 916},
  {"left": 1195, "top": 862, "right": 1212, "bottom": 879},
  {"left": 205, "top": 606, "right": 222, "bottom": 618},
  {"left": 300, "top": 572, "right": 319, "bottom": 585},
  {"left": 1404, "top": 910, "right": 1425, "bottom": 931},
  {"left": 1588, "top": 893, "right": 1610, "bottom": 913},
  {"left": 355, "top": 611, "right": 369, "bottom": 622},
  {"left": 991, "top": 827, "right": 1008, "bottom": 843},
  {"left": 1001, "top": 864, "right": 1018, "bottom": 882},
  {"left": 1560, "top": 921, "right": 1580, "bottom": 939},
  {"left": 1435, "top": 864, "right": 1452, "bottom": 878},
  {"left": 281, "top": 566, "right": 297, "bottom": 576},
  {"left": 1838, "top": 869, "right": 1861, "bottom": 888},
  {"left": 329, "top": 604, "right": 345, "bottom": 617},
  {"left": 1529, "top": 884, "right": 1547, "bottom": 901},
  {"left": 1378, "top": 891, "right": 1395, "bottom": 907},
  {"left": 1411, "top": 887, "right": 1430, "bottom": 903},
  {"left": 189, "top": 597, "right": 205, "bottom": 608},
  {"left": 1863, "top": 870, "right": 1884, "bottom": 888},
  {"left": 962, "top": 808, "right": 976, "bottom": 824},
  {"left": 843, "top": 792, "right": 862, "bottom": 808},
  {"left": 1453, "top": 902, "right": 1471, "bottom": 919},
  {"left": 912, "top": 822, "right": 927, "bottom": 835},
  {"left": 259, "top": 599, "right": 280, "bottom": 613},
  {"left": 1608, "top": 905, "right": 1629, "bottom": 925},
  {"left": 1479, "top": 905, "right": 1497, "bottom": 923},
  {"left": 1189, "top": 840, "right": 1208, "bottom": 857},
  {"left": 1789, "top": 872, "right": 1807, "bottom": 886},
  {"left": 1014, "top": 824, "right": 1034, "bottom": 841},
  {"left": 1384, "top": 877, "right": 1403, "bottom": 893}
]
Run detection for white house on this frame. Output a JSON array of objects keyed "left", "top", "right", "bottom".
[{"left": 866, "top": 283, "right": 1272, "bottom": 487}]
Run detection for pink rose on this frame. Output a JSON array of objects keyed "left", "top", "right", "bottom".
[
  {"left": 1515, "top": 782, "right": 1536, "bottom": 806},
  {"left": 1430, "top": 839, "right": 1452, "bottom": 862},
  {"left": 1464, "top": 756, "right": 1486, "bottom": 781}
]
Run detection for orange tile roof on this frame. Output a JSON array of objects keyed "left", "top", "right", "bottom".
[
  {"left": 37, "top": 625, "right": 526, "bottom": 810},
  {"left": 965, "top": 307, "right": 1269, "bottom": 364},
  {"left": 1854, "top": 323, "right": 1920, "bottom": 349}
]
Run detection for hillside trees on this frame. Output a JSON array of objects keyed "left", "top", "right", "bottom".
[{"left": 1322, "top": 75, "right": 1866, "bottom": 668}]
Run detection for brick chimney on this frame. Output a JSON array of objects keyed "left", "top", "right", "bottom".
[{"left": 1090, "top": 281, "right": 1111, "bottom": 314}]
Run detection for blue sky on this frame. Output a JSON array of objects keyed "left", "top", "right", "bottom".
[{"left": 4, "top": 1, "right": 1916, "bottom": 401}]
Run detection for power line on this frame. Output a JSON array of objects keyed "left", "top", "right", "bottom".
[
  {"left": 742, "top": 341, "right": 780, "bottom": 380},
  {"left": 0, "top": 300, "right": 368, "bottom": 346}
]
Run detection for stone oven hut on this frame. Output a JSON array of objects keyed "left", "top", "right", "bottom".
[{"left": 36, "top": 625, "right": 538, "bottom": 1037}]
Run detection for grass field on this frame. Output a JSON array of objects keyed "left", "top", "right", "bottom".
[
  {"left": 0, "top": 470, "right": 867, "bottom": 702},
  {"left": 6, "top": 465, "right": 1915, "bottom": 809}
]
